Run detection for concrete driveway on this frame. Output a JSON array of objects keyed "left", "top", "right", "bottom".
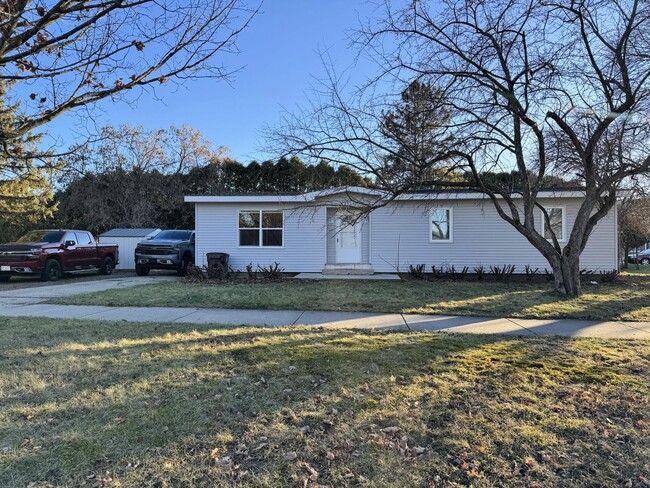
[{"left": 0, "top": 275, "right": 176, "bottom": 306}]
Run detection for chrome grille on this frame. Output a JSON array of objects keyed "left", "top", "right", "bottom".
[
  {"left": 0, "top": 251, "right": 39, "bottom": 261},
  {"left": 136, "top": 246, "right": 177, "bottom": 255}
]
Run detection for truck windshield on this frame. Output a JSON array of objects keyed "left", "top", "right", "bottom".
[
  {"left": 154, "top": 230, "right": 192, "bottom": 241},
  {"left": 16, "top": 230, "right": 65, "bottom": 243}
]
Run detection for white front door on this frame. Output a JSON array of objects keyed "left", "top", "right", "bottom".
[{"left": 335, "top": 212, "right": 362, "bottom": 264}]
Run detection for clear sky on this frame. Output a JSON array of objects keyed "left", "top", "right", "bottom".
[{"left": 43, "top": 1, "right": 382, "bottom": 164}]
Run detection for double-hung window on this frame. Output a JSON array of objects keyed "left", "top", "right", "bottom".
[
  {"left": 430, "top": 208, "right": 452, "bottom": 242},
  {"left": 239, "top": 210, "right": 283, "bottom": 247},
  {"left": 542, "top": 207, "right": 565, "bottom": 241}
]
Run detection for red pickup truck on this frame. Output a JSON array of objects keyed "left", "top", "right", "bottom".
[{"left": 0, "top": 229, "right": 119, "bottom": 282}]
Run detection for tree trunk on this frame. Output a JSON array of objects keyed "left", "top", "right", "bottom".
[{"left": 551, "top": 252, "right": 581, "bottom": 297}]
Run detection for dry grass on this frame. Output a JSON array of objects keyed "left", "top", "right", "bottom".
[
  {"left": 50, "top": 273, "right": 650, "bottom": 322},
  {"left": 0, "top": 316, "right": 649, "bottom": 487}
]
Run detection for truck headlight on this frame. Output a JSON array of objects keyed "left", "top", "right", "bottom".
[{"left": 27, "top": 248, "right": 41, "bottom": 259}]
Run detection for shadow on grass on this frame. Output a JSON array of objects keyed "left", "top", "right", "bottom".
[
  {"left": 406, "top": 283, "right": 650, "bottom": 322},
  {"left": 0, "top": 317, "right": 648, "bottom": 487}
]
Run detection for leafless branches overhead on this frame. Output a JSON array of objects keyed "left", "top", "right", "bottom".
[
  {"left": 0, "top": 0, "right": 258, "bottom": 138},
  {"left": 274, "top": 0, "right": 650, "bottom": 296}
]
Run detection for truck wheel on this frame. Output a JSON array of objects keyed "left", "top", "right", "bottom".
[
  {"left": 0, "top": 275, "right": 10, "bottom": 282},
  {"left": 99, "top": 256, "right": 115, "bottom": 275},
  {"left": 135, "top": 265, "right": 150, "bottom": 276},
  {"left": 42, "top": 259, "right": 62, "bottom": 281},
  {"left": 177, "top": 254, "right": 192, "bottom": 276}
]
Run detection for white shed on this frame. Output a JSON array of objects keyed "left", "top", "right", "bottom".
[{"left": 98, "top": 228, "right": 161, "bottom": 270}]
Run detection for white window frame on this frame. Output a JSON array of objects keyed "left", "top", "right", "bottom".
[
  {"left": 540, "top": 206, "right": 566, "bottom": 242},
  {"left": 238, "top": 210, "right": 284, "bottom": 248},
  {"left": 429, "top": 207, "right": 453, "bottom": 243}
]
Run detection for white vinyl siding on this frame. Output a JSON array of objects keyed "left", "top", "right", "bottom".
[
  {"left": 193, "top": 196, "right": 617, "bottom": 274},
  {"left": 196, "top": 203, "right": 326, "bottom": 272},
  {"left": 370, "top": 198, "right": 616, "bottom": 273}
]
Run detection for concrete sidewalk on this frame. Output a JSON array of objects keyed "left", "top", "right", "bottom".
[{"left": 1, "top": 300, "right": 649, "bottom": 338}]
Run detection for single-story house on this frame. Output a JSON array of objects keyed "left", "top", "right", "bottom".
[
  {"left": 98, "top": 228, "right": 161, "bottom": 270},
  {"left": 184, "top": 187, "right": 618, "bottom": 274}
]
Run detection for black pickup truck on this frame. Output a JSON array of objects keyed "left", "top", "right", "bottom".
[{"left": 134, "top": 230, "right": 195, "bottom": 276}]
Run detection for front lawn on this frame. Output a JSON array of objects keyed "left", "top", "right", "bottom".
[
  {"left": 50, "top": 275, "right": 650, "bottom": 322},
  {"left": 0, "top": 317, "right": 648, "bottom": 486}
]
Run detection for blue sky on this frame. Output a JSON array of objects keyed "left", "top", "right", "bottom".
[{"left": 44, "top": 1, "right": 382, "bottom": 164}]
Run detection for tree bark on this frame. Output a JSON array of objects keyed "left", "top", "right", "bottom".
[{"left": 550, "top": 252, "right": 581, "bottom": 297}]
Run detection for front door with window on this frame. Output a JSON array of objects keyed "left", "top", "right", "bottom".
[{"left": 335, "top": 212, "right": 362, "bottom": 264}]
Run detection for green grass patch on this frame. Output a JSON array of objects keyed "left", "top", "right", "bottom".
[
  {"left": 0, "top": 317, "right": 649, "bottom": 486},
  {"left": 50, "top": 275, "right": 650, "bottom": 321},
  {"left": 621, "top": 266, "right": 650, "bottom": 276}
]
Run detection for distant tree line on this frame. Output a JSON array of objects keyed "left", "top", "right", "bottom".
[
  {"left": 0, "top": 124, "right": 371, "bottom": 242},
  {"left": 52, "top": 157, "right": 371, "bottom": 237}
]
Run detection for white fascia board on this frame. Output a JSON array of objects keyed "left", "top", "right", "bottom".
[
  {"left": 302, "top": 186, "right": 386, "bottom": 200},
  {"left": 184, "top": 186, "right": 387, "bottom": 204},
  {"left": 185, "top": 189, "right": 592, "bottom": 204},
  {"left": 184, "top": 195, "right": 310, "bottom": 203},
  {"left": 393, "top": 190, "right": 588, "bottom": 201}
]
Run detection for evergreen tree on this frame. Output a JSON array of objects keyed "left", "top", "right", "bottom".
[
  {"left": 0, "top": 82, "right": 56, "bottom": 240},
  {"left": 379, "top": 80, "right": 457, "bottom": 187}
]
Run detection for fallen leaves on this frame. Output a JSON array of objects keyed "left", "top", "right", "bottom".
[
  {"left": 298, "top": 461, "right": 319, "bottom": 482},
  {"left": 211, "top": 451, "right": 232, "bottom": 465}
]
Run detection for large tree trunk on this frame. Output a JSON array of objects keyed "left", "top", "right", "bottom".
[{"left": 550, "top": 251, "right": 581, "bottom": 297}]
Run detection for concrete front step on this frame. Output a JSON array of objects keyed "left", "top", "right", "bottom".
[
  {"left": 322, "top": 264, "right": 374, "bottom": 275},
  {"left": 292, "top": 273, "right": 400, "bottom": 280}
]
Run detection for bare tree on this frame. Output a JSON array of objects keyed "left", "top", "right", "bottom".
[
  {"left": 619, "top": 189, "right": 650, "bottom": 268},
  {"left": 58, "top": 123, "right": 225, "bottom": 184},
  {"left": 276, "top": 0, "right": 650, "bottom": 296},
  {"left": 0, "top": 0, "right": 257, "bottom": 140}
]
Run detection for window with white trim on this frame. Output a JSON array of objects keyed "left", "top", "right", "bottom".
[
  {"left": 239, "top": 210, "right": 283, "bottom": 247},
  {"left": 542, "top": 207, "right": 564, "bottom": 241},
  {"left": 430, "top": 208, "right": 452, "bottom": 241}
]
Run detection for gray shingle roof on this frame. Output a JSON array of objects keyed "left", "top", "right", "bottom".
[{"left": 99, "top": 228, "right": 161, "bottom": 238}]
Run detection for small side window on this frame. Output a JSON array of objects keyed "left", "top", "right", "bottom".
[
  {"left": 430, "top": 208, "right": 452, "bottom": 242},
  {"left": 542, "top": 207, "right": 564, "bottom": 241},
  {"left": 75, "top": 232, "right": 92, "bottom": 245}
]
